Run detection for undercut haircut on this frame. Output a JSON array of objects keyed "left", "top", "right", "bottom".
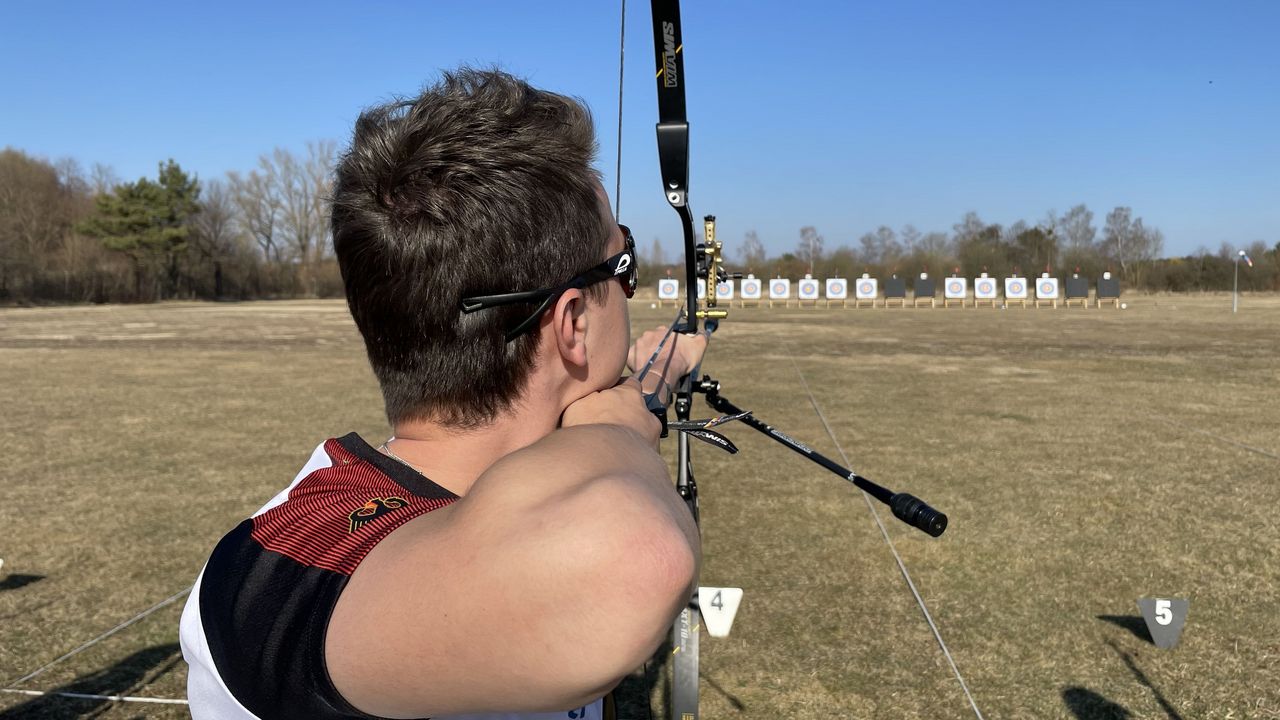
[{"left": 331, "top": 68, "right": 607, "bottom": 428}]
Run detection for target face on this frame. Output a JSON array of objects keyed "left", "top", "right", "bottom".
[
  {"left": 975, "top": 279, "right": 996, "bottom": 299},
  {"left": 697, "top": 279, "right": 707, "bottom": 299},
  {"left": 657, "top": 279, "right": 679, "bottom": 300},
  {"left": 1037, "top": 278, "right": 1059, "bottom": 298},
  {"left": 798, "top": 280, "right": 819, "bottom": 299},
  {"left": 826, "top": 279, "right": 847, "bottom": 299},
  {"left": 741, "top": 279, "right": 761, "bottom": 298},
  {"left": 860, "top": 282, "right": 873, "bottom": 295},
  {"left": 1005, "top": 278, "right": 1027, "bottom": 298},
  {"left": 945, "top": 278, "right": 967, "bottom": 299},
  {"left": 770, "top": 280, "right": 790, "bottom": 298},
  {"left": 716, "top": 281, "right": 734, "bottom": 299}
]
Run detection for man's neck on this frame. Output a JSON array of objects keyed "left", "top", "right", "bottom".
[{"left": 383, "top": 402, "right": 560, "bottom": 497}]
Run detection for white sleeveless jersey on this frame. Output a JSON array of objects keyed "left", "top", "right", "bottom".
[{"left": 180, "top": 433, "right": 606, "bottom": 720}]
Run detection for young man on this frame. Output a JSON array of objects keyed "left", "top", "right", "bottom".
[{"left": 180, "top": 69, "right": 706, "bottom": 719}]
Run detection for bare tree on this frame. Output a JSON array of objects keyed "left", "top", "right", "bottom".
[
  {"left": 1102, "top": 206, "right": 1163, "bottom": 285},
  {"left": 90, "top": 163, "right": 120, "bottom": 195},
  {"left": 796, "top": 226, "right": 824, "bottom": 274},
  {"left": 738, "top": 230, "right": 766, "bottom": 271},
  {"left": 917, "top": 232, "right": 951, "bottom": 256},
  {"left": 952, "top": 211, "right": 986, "bottom": 245},
  {"left": 1002, "top": 220, "right": 1030, "bottom": 249},
  {"left": 900, "top": 224, "right": 922, "bottom": 253},
  {"left": 0, "top": 149, "right": 89, "bottom": 299},
  {"left": 857, "top": 226, "right": 902, "bottom": 267},
  {"left": 1102, "top": 206, "right": 1134, "bottom": 279},
  {"left": 252, "top": 141, "right": 336, "bottom": 294},
  {"left": 1039, "top": 208, "right": 1059, "bottom": 240},
  {"left": 190, "top": 178, "right": 241, "bottom": 297},
  {"left": 228, "top": 168, "right": 282, "bottom": 263},
  {"left": 1059, "top": 204, "right": 1096, "bottom": 252}
]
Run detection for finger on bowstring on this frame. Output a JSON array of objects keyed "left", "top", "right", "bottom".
[{"left": 615, "top": 375, "right": 644, "bottom": 391}]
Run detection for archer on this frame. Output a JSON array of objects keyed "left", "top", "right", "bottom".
[{"left": 179, "top": 68, "right": 706, "bottom": 719}]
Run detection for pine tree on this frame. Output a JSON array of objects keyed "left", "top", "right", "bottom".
[{"left": 79, "top": 160, "right": 200, "bottom": 300}]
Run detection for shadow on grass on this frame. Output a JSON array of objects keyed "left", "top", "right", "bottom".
[
  {"left": 1063, "top": 687, "right": 1132, "bottom": 719},
  {"left": 700, "top": 674, "right": 744, "bottom": 711},
  {"left": 1096, "top": 614, "right": 1154, "bottom": 644},
  {"left": 1104, "top": 639, "right": 1186, "bottom": 720},
  {"left": 0, "top": 642, "right": 182, "bottom": 719},
  {"left": 0, "top": 575, "right": 45, "bottom": 593}
]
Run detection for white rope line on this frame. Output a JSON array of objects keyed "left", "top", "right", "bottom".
[
  {"left": 0, "top": 687, "right": 188, "bottom": 705},
  {"left": 1151, "top": 415, "right": 1280, "bottom": 461},
  {"left": 7, "top": 586, "right": 192, "bottom": 686},
  {"left": 786, "top": 354, "right": 985, "bottom": 720}
]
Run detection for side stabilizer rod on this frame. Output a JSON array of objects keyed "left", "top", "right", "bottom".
[{"left": 697, "top": 378, "right": 948, "bottom": 537}]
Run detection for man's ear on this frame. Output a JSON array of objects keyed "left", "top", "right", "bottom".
[{"left": 548, "top": 289, "right": 590, "bottom": 368}]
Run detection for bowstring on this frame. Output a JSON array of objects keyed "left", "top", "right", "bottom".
[{"left": 614, "top": 0, "right": 626, "bottom": 220}]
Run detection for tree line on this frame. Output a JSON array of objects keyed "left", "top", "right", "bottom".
[
  {"left": 640, "top": 206, "right": 1280, "bottom": 293},
  {"left": 0, "top": 143, "right": 339, "bottom": 304},
  {"left": 2, "top": 145, "right": 1277, "bottom": 305}
]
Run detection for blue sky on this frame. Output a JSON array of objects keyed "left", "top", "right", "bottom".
[{"left": 3, "top": 0, "right": 1277, "bottom": 258}]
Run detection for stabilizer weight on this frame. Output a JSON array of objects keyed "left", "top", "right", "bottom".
[{"left": 890, "top": 493, "right": 948, "bottom": 537}]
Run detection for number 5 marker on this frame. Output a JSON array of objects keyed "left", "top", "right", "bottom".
[{"left": 1137, "top": 597, "right": 1189, "bottom": 649}]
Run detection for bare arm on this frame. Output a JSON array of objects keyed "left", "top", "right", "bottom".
[
  {"left": 628, "top": 326, "right": 708, "bottom": 408},
  {"left": 326, "top": 420, "right": 700, "bottom": 717}
]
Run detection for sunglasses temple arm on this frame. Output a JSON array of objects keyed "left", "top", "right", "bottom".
[{"left": 503, "top": 291, "right": 561, "bottom": 341}]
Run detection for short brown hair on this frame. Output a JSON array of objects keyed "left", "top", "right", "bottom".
[{"left": 331, "top": 68, "right": 607, "bottom": 428}]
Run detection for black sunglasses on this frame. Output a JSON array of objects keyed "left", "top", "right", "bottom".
[{"left": 460, "top": 225, "right": 637, "bottom": 342}]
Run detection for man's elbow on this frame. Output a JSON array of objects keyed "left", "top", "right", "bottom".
[{"left": 600, "top": 496, "right": 701, "bottom": 668}]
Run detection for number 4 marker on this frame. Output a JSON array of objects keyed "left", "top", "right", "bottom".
[{"left": 698, "top": 587, "right": 743, "bottom": 638}]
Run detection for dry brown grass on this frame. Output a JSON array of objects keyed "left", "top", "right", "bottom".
[{"left": 1, "top": 295, "right": 1277, "bottom": 718}]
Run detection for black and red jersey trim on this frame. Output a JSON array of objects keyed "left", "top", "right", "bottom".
[
  {"left": 249, "top": 434, "right": 456, "bottom": 575},
  {"left": 197, "top": 433, "right": 457, "bottom": 719}
]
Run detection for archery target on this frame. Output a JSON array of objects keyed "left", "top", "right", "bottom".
[
  {"left": 1065, "top": 277, "right": 1089, "bottom": 299},
  {"left": 825, "top": 278, "right": 848, "bottom": 299},
  {"left": 740, "top": 277, "right": 762, "bottom": 299},
  {"left": 657, "top": 278, "right": 679, "bottom": 300},
  {"left": 697, "top": 278, "right": 707, "bottom": 299},
  {"left": 1005, "top": 277, "right": 1027, "bottom": 299},
  {"left": 1036, "top": 277, "right": 1059, "bottom": 299},
  {"left": 944, "top": 277, "right": 968, "bottom": 299},
  {"left": 975, "top": 277, "right": 998, "bottom": 299},
  {"left": 1098, "top": 276, "right": 1120, "bottom": 299},
  {"left": 716, "top": 280, "right": 734, "bottom": 300},
  {"left": 856, "top": 278, "right": 878, "bottom": 299},
  {"left": 769, "top": 279, "right": 791, "bottom": 299},
  {"left": 798, "top": 278, "right": 820, "bottom": 300}
]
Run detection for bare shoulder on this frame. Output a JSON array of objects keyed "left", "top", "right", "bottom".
[{"left": 326, "top": 448, "right": 698, "bottom": 717}]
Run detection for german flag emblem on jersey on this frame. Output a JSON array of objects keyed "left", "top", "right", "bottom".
[{"left": 348, "top": 496, "right": 408, "bottom": 533}]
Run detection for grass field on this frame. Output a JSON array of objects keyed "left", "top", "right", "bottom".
[{"left": 1, "top": 294, "right": 1278, "bottom": 719}]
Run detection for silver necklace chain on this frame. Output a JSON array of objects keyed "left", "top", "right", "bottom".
[{"left": 378, "top": 441, "right": 416, "bottom": 470}]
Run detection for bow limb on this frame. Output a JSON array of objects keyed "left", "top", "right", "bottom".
[{"left": 650, "top": 0, "right": 699, "bottom": 337}]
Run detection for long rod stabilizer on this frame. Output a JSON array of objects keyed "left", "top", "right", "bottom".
[{"left": 699, "top": 379, "right": 948, "bottom": 537}]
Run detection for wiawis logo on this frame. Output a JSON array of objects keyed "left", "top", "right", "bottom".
[
  {"left": 662, "top": 21, "right": 679, "bottom": 88},
  {"left": 348, "top": 496, "right": 408, "bottom": 533},
  {"left": 614, "top": 254, "right": 632, "bottom": 276}
]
